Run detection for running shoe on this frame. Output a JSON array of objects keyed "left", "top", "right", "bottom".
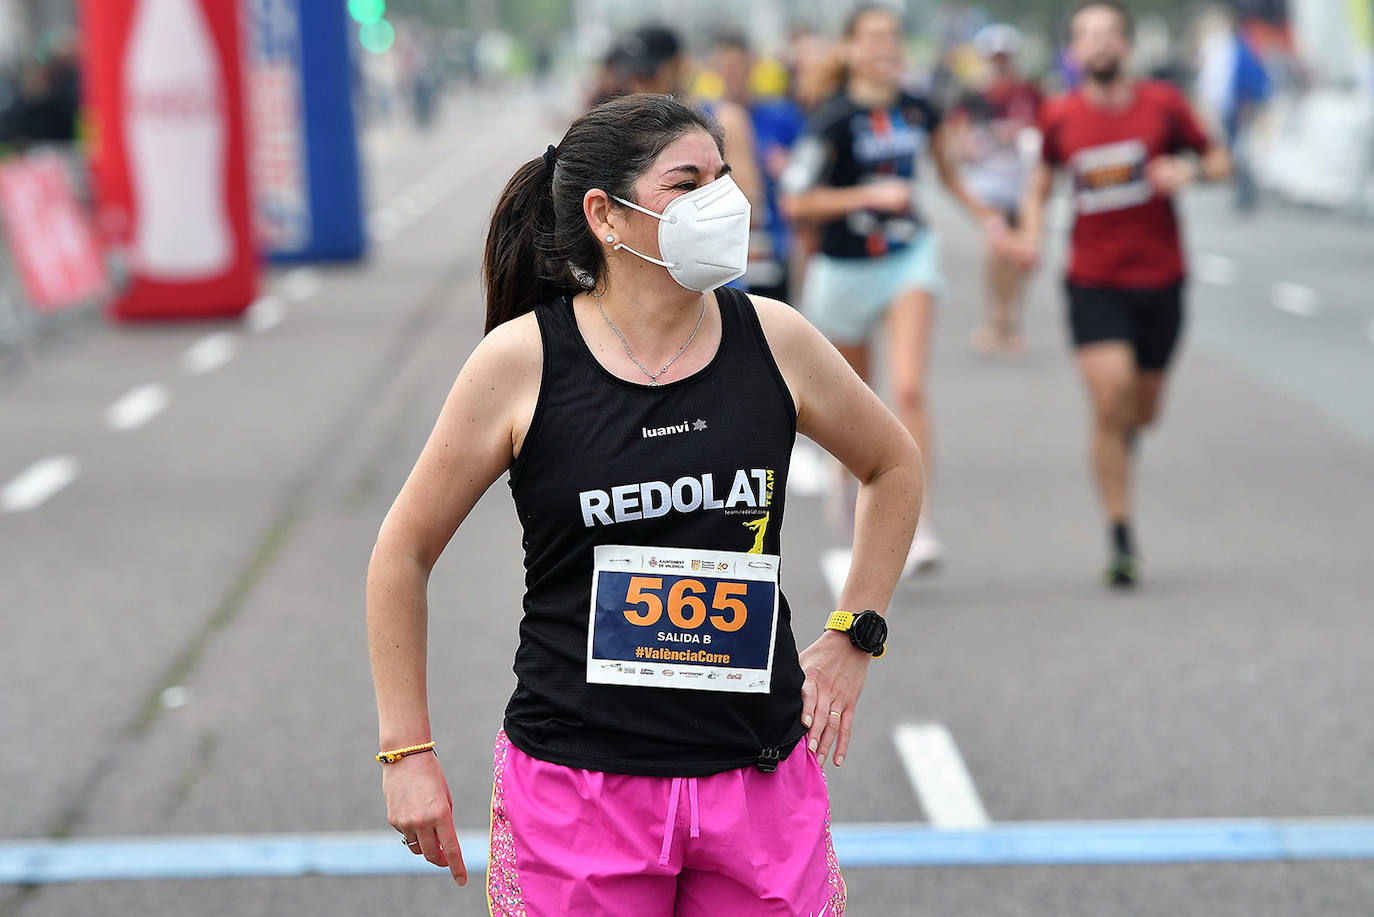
[
  {"left": 1104, "top": 551, "right": 1139, "bottom": 588},
  {"left": 903, "top": 528, "right": 944, "bottom": 576}
]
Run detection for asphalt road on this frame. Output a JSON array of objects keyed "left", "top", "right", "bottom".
[{"left": 3, "top": 89, "right": 1373, "bottom": 915}]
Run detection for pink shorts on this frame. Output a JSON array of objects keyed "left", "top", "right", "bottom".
[{"left": 487, "top": 730, "right": 846, "bottom": 916}]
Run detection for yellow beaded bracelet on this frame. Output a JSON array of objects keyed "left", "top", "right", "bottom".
[{"left": 376, "top": 741, "right": 436, "bottom": 764}]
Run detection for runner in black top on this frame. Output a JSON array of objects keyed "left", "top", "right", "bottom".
[
  {"left": 366, "top": 94, "right": 922, "bottom": 913},
  {"left": 781, "top": 4, "right": 1004, "bottom": 574}
]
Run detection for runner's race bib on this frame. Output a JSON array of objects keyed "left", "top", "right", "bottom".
[
  {"left": 587, "top": 545, "right": 780, "bottom": 694},
  {"left": 1070, "top": 139, "right": 1152, "bottom": 214}
]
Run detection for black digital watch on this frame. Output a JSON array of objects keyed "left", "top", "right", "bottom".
[{"left": 824, "top": 609, "right": 887, "bottom": 658}]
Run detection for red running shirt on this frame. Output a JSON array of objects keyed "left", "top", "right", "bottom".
[{"left": 1039, "top": 81, "right": 1211, "bottom": 288}]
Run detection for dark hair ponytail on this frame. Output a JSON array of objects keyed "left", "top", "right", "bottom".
[
  {"left": 482, "top": 94, "right": 724, "bottom": 334},
  {"left": 483, "top": 157, "right": 560, "bottom": 334}
]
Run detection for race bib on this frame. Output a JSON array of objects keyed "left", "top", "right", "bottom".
[
  {"left": 1070, "top": 139, "right": 1153, "bottom": 214},
  {"left": 587, "top": 545, "right": 780, "bottom": 694}
]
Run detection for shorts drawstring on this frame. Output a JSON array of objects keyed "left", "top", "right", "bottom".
[
  {"left": 687, "top": 777, "right": 700, "bottom": 839},
  {"left": 659, "top": 776, "right": 701, "bottom": 866},
  {"left": 659, "top": 777, "right": 682, "bottom": 866}
]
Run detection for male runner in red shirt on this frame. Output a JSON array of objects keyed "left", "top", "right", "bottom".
[{"left": 1015, "top": 1, "right": 1229, "bottom": 586}]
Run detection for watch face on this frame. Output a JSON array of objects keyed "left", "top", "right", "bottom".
[{"left": 851, "top": 611, "right": 888, "bottom": 652}]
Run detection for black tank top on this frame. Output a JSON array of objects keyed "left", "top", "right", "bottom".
[{"left": 503, "top": 287, "right": 806, "bottom": 777}]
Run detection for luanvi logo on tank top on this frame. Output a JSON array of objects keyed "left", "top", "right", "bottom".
[{"left": 641, "top": 418, "right": 709, "bottom": 439}]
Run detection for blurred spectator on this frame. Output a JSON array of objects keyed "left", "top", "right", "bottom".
[
  {"left": 951, "top": 24, "right": 1042, "bottom": 356},
  {"left": 13, "top": 60, "right": 77, "bottom": 144},
  {"left": 588, "top": 45, "right": 624, "bottom": 108},
  {"left": 530, "top": 28, "right": 554, "bottom": 86},
  {"left": 1195, "top": 4, "right": 1271, "bottom": 212},
  {"left": 589, "top": 26, "right": 681, "bottom": 106},
  {"left": 710, "top": 29, "right": 805, "bottom": 301},
  {"left": 0, "top": 66, "right": 21, "bottom": 148},
  {"left": 3, "top": 26, "right": 81, "bottom": 148},
  {"left": 593, "top": 23, "right": 764, "bottom": 264},
  {"left": 616, "top": 24, "right": 685, "bottom": 97},
  {"left": 788, "top": 26, "right": 843, "bottom": 113}
]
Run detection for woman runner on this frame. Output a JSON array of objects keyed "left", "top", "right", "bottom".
[
  {"left": 367, "top": 93, "right": 922, "bottom": 915},
  {"left": 781, "top": 4, "right": 1005, "bottom": 571}
]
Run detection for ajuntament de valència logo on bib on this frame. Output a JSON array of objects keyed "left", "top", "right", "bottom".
[{"left": 642, "top": 418, "right": 708, "bottom": 439}]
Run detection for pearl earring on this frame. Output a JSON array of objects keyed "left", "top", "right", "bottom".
[{"left": 605, "top": 234, "right": 615, "bottom": 243}]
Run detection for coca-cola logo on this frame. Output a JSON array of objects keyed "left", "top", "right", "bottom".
[{"left": 128, "top": 88, "right": 220, "bottom": 119}]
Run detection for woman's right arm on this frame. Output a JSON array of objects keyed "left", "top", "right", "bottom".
[
  {"left": 781, "top": 182, "right": 908, "bottom": 223},
  {"left": 777, "top": 131, "right": 906, "bottom": 225},
  {"left": 365, "top": 314, "right": 541, "bottom": 885}
]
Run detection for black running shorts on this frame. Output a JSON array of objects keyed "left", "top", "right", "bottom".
[{"left": 1065, "top": 281, "right": 1184, "bottom": 371}]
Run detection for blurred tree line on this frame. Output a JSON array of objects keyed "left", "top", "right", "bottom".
[
  {"left": 383, "top": 0, "right": 1285, "bottom": 38},
  {"left": 977, "top": 0, "right": 1245, "bottom": 30},
  {"left": 386, "top": 0, "right": 571, "bottom": 32}
]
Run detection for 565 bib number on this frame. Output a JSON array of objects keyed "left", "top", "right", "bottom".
[{"left": 587, "top": 545, "right": 780, "bottom": 693}]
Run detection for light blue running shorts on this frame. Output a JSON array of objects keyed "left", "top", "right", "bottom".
[{"left": 802, "top": 232, "right": 944, "bottom": 344}]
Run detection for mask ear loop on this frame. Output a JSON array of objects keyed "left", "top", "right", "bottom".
[
  {"left": 612, "top": 240, "right": 676, "bottom": 269},
  {"left": 609, "top": 195, "right": 679, "bottom": 269}
]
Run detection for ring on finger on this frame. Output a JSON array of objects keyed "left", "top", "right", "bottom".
[{"left": 828, "top": 710, "right": 842, "bottom": 719}]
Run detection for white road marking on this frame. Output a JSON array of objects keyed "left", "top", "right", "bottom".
[
  {"left": 280, "top": 268, "right": 321, "bottom": 303},
  {"left": 160, "top": 686, "right": 189, "bottom": 709},
  {"left": 788, "top": 441, "right": 829, "bottom": 497},
  {"left": 415, "top": 181, "right": 441, "bottom": 204},
  {"left": 181, "top": 332, "right": 238, "bottom": 375},
  {"left": 820, "top": 548, "right": 851, "bottom": 604},
  {"left": 244, "top": 295, "right": 286, "bottom": 334},
  {"left": 366, "top": 209, "right": 398, "bottom": 240},
  {"left": 1, "top": 456, "right": 79, "bottom": 512},
  {"left": 1271, "top": 282, "right": 1320, "bottom": 317},
  {"left": 894, "top": 722, "right": 990, "bottom": 829},
  {"left": 395, "top": 194, "right": 423, "bottom": 221},
  {"left": 1195, "top": 252, "right": 1236, "bottom": 287},
  {"left": 103, "top": 383, "right": 170, "bottom": 432}
]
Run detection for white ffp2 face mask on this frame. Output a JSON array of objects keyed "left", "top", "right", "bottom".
[{"left": 611, "top": 174, "right": 751, "bottom": 292}]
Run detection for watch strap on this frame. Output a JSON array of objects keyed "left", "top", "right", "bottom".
[{"left": 825, "top": 610, "right": 855, "bottom": 632}]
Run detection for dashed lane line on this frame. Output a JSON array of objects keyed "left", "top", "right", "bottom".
[
  {"left": 0, "top": 456, "right": 79, "bottom": 513},
  {"left": 103, "top": 383, "right": 170, "bottom": 432},
  {"left": 280, "top": 268, "right": 321, "bottom": 303},
  {"left": 788, "top": 441, "right": 829, "bottom": 498},
  {"left": 1194, "top": 252, "right": 1236, "bottom": 287},
  {"left": 894, "top": 722, "right": 991, "bottom": 829},
  {"left": 244, "top": 295, "right": 286, "bottom": 334},
  {"left": 181, "top": 332, "right": 238, "bottom": 375},
  {"left": 820, "top": 548, "right": 852, "bottom": 605},
  {"left": 367, "top": 210, "right": 400, "bottom": 243},
  {"left": 1271, "top": 282, "right": 1320, "bottom": 317}
]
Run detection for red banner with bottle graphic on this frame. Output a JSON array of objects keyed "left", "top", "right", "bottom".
[{"left": 82, "top": 0, "right": 258, "bottom": 321}]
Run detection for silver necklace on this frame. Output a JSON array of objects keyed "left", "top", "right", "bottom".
[{"left": 593, "top": 287, "right": 706, "bottom": 387}]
